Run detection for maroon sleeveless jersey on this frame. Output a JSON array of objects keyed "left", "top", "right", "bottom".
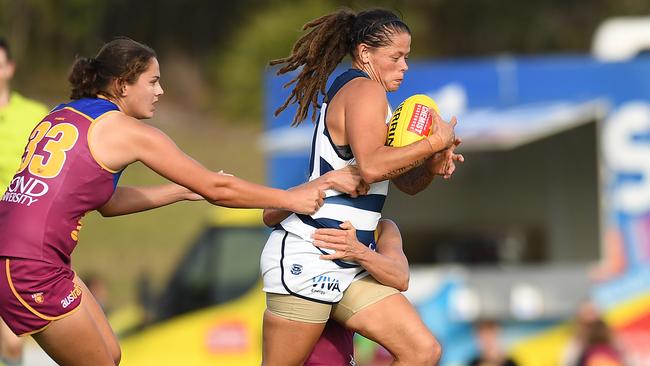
[{"left": 0, "top": 98, "right": 121, "bottom": 265}]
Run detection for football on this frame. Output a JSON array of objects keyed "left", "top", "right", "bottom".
[{"left": 386, "top": 94, "right": 439, "bottom": 147}]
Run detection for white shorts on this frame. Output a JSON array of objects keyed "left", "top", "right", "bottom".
[{"left": 261, "top": 229, "right": 368, "bottom": 303}]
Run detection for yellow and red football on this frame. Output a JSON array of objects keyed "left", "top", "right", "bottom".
[{"left": 386, "top": 94, "right": 440, "bottom": 147}]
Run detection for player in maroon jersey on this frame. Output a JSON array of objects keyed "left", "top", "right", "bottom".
[{"left": 0, "top": 38, "right": 367, "bottom": 366}]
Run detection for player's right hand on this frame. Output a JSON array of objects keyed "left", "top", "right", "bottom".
[
  {"left": 427, "top": 108, "right": 457, "bottom": 151},
  {"left": 288, "top": 187, "right": 325, "bottom": 215}
]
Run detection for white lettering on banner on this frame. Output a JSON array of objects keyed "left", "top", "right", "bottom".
[{"left": 603, "top": 102, "right": 650, "bottom": 215}]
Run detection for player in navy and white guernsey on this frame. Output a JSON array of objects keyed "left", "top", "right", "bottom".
[
  {"left": 261, "top": 8, "right": 463, "bottom": 366},
  {"left": 263, "top": 69, "right": 389, "bottom": 303},
  {"left": 0, "top": 38, "right": 329, "bottom": 366},
  {"left": 282, "top": 69, "right": 387, "bottom": 257}
]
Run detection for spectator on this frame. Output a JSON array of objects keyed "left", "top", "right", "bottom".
[
  {"left": 468, "top": 319, "right": 519, "bottom": 366},
  {"left": 560, "top": 300, "right": 601, "bottom": 366},
  {"left": 0, "top": 36, "right": 47, "bottom": 366},
  {"left": 576, "top": 319, "right": 625, "bottom": 366},
  {"left": 0, "top": 37, "right": 48, "bottom": 190}
]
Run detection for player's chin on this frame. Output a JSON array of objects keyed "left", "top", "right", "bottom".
[
  {"left": 148, "top": 104, "right": 158, "bottom": 116},
  {"left": 388, "top": 80, "right": 402, "bottom": 92},
  {"left": 138, "top": 109, "right": 155, "bottom": 119}
]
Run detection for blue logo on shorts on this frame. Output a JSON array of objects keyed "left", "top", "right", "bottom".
[
  {"left": 311, "top": 275, "right": 341, "bottom": 293},
  {"left": 290, "top": 263, "right": 303, "bottom": 275}
]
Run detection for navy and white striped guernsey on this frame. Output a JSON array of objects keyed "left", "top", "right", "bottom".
[{"left": 280, "top": 69, "right": 390, "bottom": 267}]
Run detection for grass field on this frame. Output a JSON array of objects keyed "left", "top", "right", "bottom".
[{"left": 71, "top": 103, "right": 266, "bottom": 308}]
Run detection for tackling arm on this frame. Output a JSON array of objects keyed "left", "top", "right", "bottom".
[
  {"left": 98, "top": 184, "right": 202, "bottom": 217},
  {"left": 312, "top": 219, "right": 409, "bottom": 291},
  {"left": 263, "top": 166, "right": 369, "bottom": 226},
  {"left": 90, "top": 113, "right": 324, "bottom": 214}
]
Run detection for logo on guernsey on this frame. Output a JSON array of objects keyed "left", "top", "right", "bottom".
[
  {"left": 290, "top": 263, "right": 303, "bottom": 275},
  {"left": 407, "top": 103, "right": 432, "bottom": 137},
  {"left": 70, "top": 220, "right": 83, "bottom": 242},
  {"left": 61, "top": 284, "right": 82, "bottom": 309},
  {"left": 386, "top": 104, "right": 403, "bottom": 146},
  {"left": 2, "top": 176, "right": 49, "bottom": 207},
  {"left": 311, "top": 275, "right": 341, "bottom": 295},
  {"left": 32, "top": 292, "right": 44, "bottom": 304}
]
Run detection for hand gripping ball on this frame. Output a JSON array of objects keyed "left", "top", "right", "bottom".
[{"left": 386, "top": 94, "right": 439, "bottom": 147}]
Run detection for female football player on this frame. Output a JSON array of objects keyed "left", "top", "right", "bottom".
[
  {"left": 260, "top": 8, "right": 463, "bottom": 366},
  {"left": 0, "top": 37, "right": 366, "bottom": 366}
]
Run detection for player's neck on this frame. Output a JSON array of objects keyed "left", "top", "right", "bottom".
[{"left": 351, "top": 61, "right": 388, "bottom": 92}]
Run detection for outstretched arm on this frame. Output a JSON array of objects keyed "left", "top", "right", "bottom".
[
  {"left": 312, "top": 219, "right": 409, "bottom": 291},
  {"left": 90, "top": 113, "right": 324, "bottom": 215},
  {"left": 98, "top": 184, "right": 202, "bottom": 217},
  {"left": 262, "top": 165, "right": 369, "bottom": 227}
]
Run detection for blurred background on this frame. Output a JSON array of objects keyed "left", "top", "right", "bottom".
[{"left": 2, "top": 0, "right": 650, "bottom": 365}]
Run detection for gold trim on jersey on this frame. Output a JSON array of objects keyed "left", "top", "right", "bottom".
[
  {"left": 5, "top": 259, "right": 83, "bottom": 322},
  {"left": 86, "top": 110, "right": 122, "bottom": 173},
  {"left": 61, "top": 106, "right": 121, "bottom": 173}
]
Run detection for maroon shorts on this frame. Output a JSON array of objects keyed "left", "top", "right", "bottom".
[
  {"left": 305, "top": 320, "right": 355, "bottom": 366},
  {"left": 0, "top": 257, "right": 83, "bottom": 336}
]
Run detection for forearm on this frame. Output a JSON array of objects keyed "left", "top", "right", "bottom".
[
  {"left": 263, "top": 209, "right": 291, "bottom": 227},
  {"left": 205, "top": 175, "right": 292, "bottom": 209},
  {"left": 312, "top": 219, "right": 409, "bottom": 290},
  {"left": 99, "top": 184, "right": 192, "bottom": 217},
  {"left": 355, "top": 248, "right": 409, "bottom": 291},
  {"left": 357, "top": 139, "right": 434, "bottom": 183},
  {"left": 263, "top": 172, "right": 342, "bottom": 226},
  {"left": 133, "top": 129, "right": 298, "bottom": 212},
  {"left": 391, "top": 160, "right": 436, "bottom": 195}
]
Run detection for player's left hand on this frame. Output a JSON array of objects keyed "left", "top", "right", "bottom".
[
  {"left": 428, "top": 138, "right": 464, "bottom": 179},
  {"left": 312, "top": 221, "right": 368, "bottom": 261}
]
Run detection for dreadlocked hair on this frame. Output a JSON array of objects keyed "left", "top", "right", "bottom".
[
  {"left": 270, "top": 9, "right": 356, "bottom": 126},
  {"left": 271, "top": 8, "right": 410, "bottom": 126}
]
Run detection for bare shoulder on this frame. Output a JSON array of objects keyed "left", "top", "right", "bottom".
[
  {"left": 98, "top": 111, "right": 165, "bottom": 141},
  {"left": 376, "top": 218, "right": 404, "bottom": 253},
  {"left": 100, "top": 111, "right": 143, "bottom": 129},
  {"left": 90, "top": 112, "right": 174, "bottom": 170},
  {"left": 344, "top": 78, "right": 387, "bottom": 103},
  {"left": 378, "top": 218, "right": 399, "bottom": 233},
  {"left": 341, "top": 78, "right": 388, "bottom": 121}
]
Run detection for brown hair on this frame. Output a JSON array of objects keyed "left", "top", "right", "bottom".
[
  {"left": 68, "top": 37, "right": 157, "bottom": 100},
  {"left": 584, "top": 319, "right": 614, "bottom": 346},
  {"left": 0, "top": 37, "right": 12, "bottom": 61},
  {"left": 271, "top": 8, "right": 410, "bottom": 126}
]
